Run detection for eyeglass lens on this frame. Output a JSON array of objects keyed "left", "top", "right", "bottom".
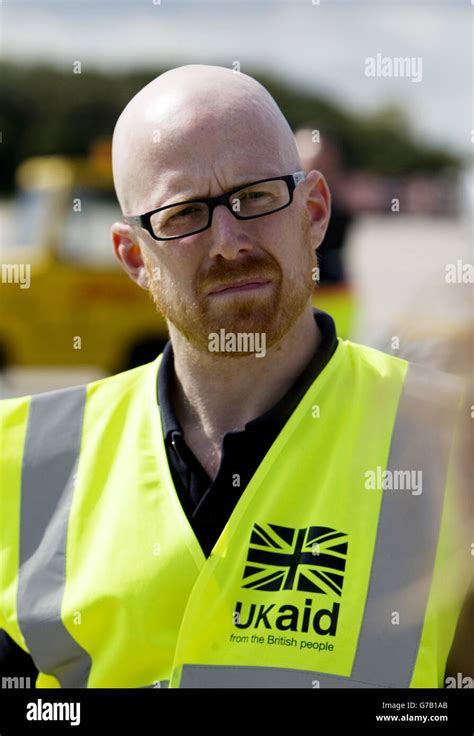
[{"left": 149, "top": 179, "right": 290, "bottom": 238}]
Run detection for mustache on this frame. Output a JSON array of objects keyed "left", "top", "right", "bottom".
[{"left": 199, "top": 259, "right": 279, "bottom": 293}]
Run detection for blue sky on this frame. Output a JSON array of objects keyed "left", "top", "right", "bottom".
[{"left": 1, "top": 0, "right": 472, "bottom": 156}]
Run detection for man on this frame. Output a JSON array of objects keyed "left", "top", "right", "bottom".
[
  {"left": 0, "top": 65, "right": 471, "bottom": 689},
  {"left": 294, "top": 128, "right": 353, "bottom": 285},
  {"left": 293, "top": 128, "right": 356, "bottom": 339}
]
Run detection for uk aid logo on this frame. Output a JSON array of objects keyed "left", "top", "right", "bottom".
[{"left": 232, "top": 523, "right": 348, "bottom": 641}]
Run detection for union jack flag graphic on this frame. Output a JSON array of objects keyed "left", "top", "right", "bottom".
[{"left": 241, "top": 523, "right": 348, "bottom": 595}]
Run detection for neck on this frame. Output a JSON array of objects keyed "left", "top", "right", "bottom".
[{"left": 168, "top": 305, "right": 321, "bottom": 447}]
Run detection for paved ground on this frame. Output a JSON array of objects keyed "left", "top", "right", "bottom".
[
  {"left": 346, "top": 214, "right": 473, "bottom": 375},
  {"left": 347, "top": 214, "right": 472, "bottom": 345}
]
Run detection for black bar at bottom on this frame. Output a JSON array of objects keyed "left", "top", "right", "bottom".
[{"left": 0, "top": 687, "right": 472, "bottom": 734}]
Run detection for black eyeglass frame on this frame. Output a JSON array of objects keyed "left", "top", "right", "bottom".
[{"left": 122, "top": 171, "right": 306, "bottom": 241}]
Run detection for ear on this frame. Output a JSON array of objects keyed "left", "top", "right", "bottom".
[
  {"left": 303, "top": 170, "right": 332, "bottom": 248},
  {"left": 111, "top": 222, "right": 149, "bottom": 290}
]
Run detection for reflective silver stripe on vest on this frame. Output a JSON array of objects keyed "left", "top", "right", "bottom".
[
  {"left": 180, "top": 363, "right": 461, "bottom": 688},
  {"left": 180, "top": 665, "right": 382, "bottom": 688},
  {"left": 17, "top": 385, "right": 92, "bottom": 688},
  {"left": 350, "top": 362, "right": 459, "bottom": 687}
]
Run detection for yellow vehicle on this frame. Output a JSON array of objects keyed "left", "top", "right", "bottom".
[
  {"left": 0, "top": 143, "right": 354, "bottom": 373},
  {"left": 0, "top": 143, "right": 168, "bottom": 373}
]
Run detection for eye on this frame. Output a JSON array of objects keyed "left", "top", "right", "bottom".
[
  {"left": 241, "top": 190, "right": 267, "bottom": 200},
  {"left": 169, "top": 205, "right": 200, "bottom": 220}
]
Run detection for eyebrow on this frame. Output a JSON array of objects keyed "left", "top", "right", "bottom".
[{"left": 151, "top": 174, "right": 275, "bottom": 211}]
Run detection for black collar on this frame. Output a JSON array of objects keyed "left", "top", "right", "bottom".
[{"left": 157, "top": 308, "right": 338, "bottom": 442}]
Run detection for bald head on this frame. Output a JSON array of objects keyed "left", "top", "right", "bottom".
[{"left": 112, "top": 65, "right": 301, "bottom": 215}]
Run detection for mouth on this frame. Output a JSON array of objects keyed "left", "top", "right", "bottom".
[{"left": 208, "top": 278, "right": 272, "bottom": 296}]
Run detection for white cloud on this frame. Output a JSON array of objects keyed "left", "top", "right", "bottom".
[{"left": 1, "top": 0, "right": 471, "bottom": 155}]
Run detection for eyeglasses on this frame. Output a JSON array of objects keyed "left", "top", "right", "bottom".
[{"left": 122, "top": 171, "right": 306, "bottom": 241}]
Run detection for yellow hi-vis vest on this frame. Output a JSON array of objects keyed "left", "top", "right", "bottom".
[{"left": 0, "top": 338, "right": 468, "bottom": 689}]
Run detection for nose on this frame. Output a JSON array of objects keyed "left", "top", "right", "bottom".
[{"left": 207, "top": 204, "right": 253, "bottom": 259}]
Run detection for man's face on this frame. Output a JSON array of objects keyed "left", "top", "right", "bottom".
[
  {"left": 114, "top": 109, "right": 329, "bottom": 356},
  {"left": 141, "top": 184, "right": 317, "bottom": 356}
]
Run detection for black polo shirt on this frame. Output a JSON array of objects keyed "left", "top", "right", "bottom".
[
  {"left": 158, "top": 308, "right": 338, "bottom": 557},
  {"left": 0, "top": 307, "right": 338, "bottom": 675}
]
